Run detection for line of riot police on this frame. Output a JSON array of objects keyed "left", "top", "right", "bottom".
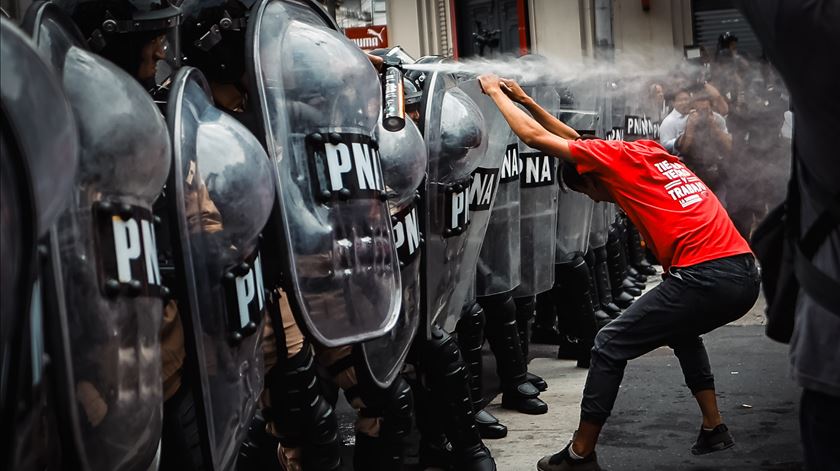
[{"left": 1, "top": 2, "right": 653, "bottom": 470}]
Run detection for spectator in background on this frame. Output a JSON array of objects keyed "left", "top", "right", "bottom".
[
  {"left": 724, "top": 59, "right": 790, "bottom": 239},
  {"left": 644, "top": 81, "right": 669, "bottom": 123}
]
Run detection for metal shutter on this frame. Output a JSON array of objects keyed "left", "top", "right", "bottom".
[{"left": 693, "top": 8, "right": 762, "bottom": 58}]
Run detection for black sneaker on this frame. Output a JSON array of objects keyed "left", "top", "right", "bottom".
[
  {"left": 691, "top": 423, "right": 735, "bottom": 455},
  {"left": 537, "top": 443, "right": 602, "bottom": 471}
]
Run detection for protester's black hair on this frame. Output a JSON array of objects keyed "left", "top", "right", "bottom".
[
  {"left": 559, "top": 134, "right": 599, "bottom": 192},
  {"left": 559, "top": 161, "right": 584, "bottom": 192}
]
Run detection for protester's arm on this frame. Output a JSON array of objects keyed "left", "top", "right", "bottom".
[
  {"left": 500, "top": 79, "right": 580, "bottom": 140},
  {"left": 478, "top": 75, "right": 574, "bottom": 162},
  {"left": 675, "top": 111, "right": 699, "bottom": 153},
  {"left": 704, "top": 83, "right": 730, "bottom": 116}
]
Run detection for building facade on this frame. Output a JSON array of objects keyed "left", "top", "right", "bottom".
[{"left": 385, "top": 0, "right": 759, "bottom": 61}]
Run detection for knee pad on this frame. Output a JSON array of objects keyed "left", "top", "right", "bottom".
[
  {"left": 379, "top": 376, "right": 414, "bottom": 439},
  {"left": 480, "top": 292, "right": 517, "bottom": 325},
  {"left": 423, "top": 326, "right": 468, "bottom": 382},
  {"left": 456, "top": 301, "right": 486, "bottom": 363},
  {"left": 514, "top": 296, "right": 536, "bottom": 321}
]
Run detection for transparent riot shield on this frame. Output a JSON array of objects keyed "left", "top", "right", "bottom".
[
  {"left": 248, "top": 0, "right": 401, "bottom": 347},
  {"left": 555, "top": 190, "right": 595, "bottom": 263},
  {"left": 418, "top": 62, "right": 487, "bottom": 335},
  {"left": 475, "top": 106, "right": 521, "bottom": 297},
  {"left": 442, "top": 78, "right": 511, "bottom": 330},
  {"left": 11, "top": 3, "right": 79, "bottom": 237},
  {"left": 359, "top": 117, "right": 427, "bottom": 387},
  {"left": 513, "top": 80, "right": 561, "bottom": 296},
  {"left": 1, "top": 17, "right": 79, "bottom": 470},
  {"left": 167, "top": 67, "right": 275, "bottom": 470},
  {"left": 552, "top": 108, "right": 600, "bottom": 263},
  {"left": 45, "top": 44, "right": 169, "bottom": 471},
  {"left": 589, "top": 202, "right": 611, "bottom": 250}
]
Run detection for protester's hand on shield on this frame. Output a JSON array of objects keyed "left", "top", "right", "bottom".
[
  {"left": 499, "top": 78, "right": 530, "bottom": 104},
  {"left": 478, "top": 74, "right": 503, "bottom": 95}
]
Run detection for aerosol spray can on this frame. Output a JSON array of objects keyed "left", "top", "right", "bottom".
[{"left": 382, "top": 64, "right": 405, "bottom": 132}]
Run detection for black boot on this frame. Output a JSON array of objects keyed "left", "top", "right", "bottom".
[
  {"left": 266, "top": 344, "right": 341, "bottom": 471},
  {"left": 352, "top": 376, "right": 414, "bottom": 470},
  {"left": 594, "top": 245, "right": 622, "bottom": 318},
  {"left": 532, "top": 290, "right": 560, "bottom": 344},
  {"left": 607, "top": 227, "right": 637, "bottom": 308},
  {"left": 584, "top": 250, "right": 613, "bottom": 328},
  {"left": 408, "top": 371, "right": 454, "bottom": 470},
  {"left": 554, "top": 255, "right": 598, "bottom": 369},
  {"left": 237, "top": 412, "right": 282, "bottom": 471},
  {"left": 474, "top": 409, "right": 507, "bottom": 440},
  {"left": 627, "top": 264, "right": 646, "bottom": 283},
  {"left": 422, "top": 326, "right": 496, "bottom": 470},
  {"left": 627, "top": 221, "right": 657, "bottom": 276},
  {"left": 618, "top": 218, "right": 647, "bottom": 286},
  {"left": 456, "top": 302, "right": 508, "bottom": 440},
  {"left": 514, "top": 296, "right": 547, "bottom": 392},
  {"left": 480, "top": 293, "right": 548, "bottom": 415}
]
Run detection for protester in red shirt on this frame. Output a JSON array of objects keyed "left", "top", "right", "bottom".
[{"left": 478, "top": 74, "right": 760, "bottom": 471}]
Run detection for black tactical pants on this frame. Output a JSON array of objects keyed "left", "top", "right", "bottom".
[{"left": 580, "top": 254, "right": 760, "bottom": 425}]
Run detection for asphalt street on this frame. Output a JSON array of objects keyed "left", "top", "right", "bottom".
[{"left": 335, "top": 301, "right": 804, "bottom": 470}]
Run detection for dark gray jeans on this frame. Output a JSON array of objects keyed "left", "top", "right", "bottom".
[{"left": 580, "top": 254, "right": 761, "bottom": 425}]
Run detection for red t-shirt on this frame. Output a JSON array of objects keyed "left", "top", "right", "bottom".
[{"left": 568, "top": 139, "right": 751, "bottom": 271}]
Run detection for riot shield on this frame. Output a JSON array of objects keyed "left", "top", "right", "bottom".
[
  {"left": 555, "top": 190, "right": 594, "bottom": 262},
  {"left": 1, "top": 17, "right": 79, "bottom": 469},
  {"left": 442, "top": 78, "right": 513, "bottom": 330},
  {"left": 418, "top": 61, "right": 487, "bottom": 334},
  {"left": 588, "top": 202, "right": 611, "bottom": 250},
  {"left": 475, "top": 101, "right": 521, "bottom": 297},
  {"left": 248, "top": 0, "right": 401, "bottom": 347},
  {"left": 552, "top": 109, "right": 600, "bottom": 263},
  {"left": 514, "top": 79, "right": 561, "bottom": 296},
  {"left": 166, "top": 67, "right": 275, "bottom": 470},
  {"left": 359, "top": 117, "right": 427, "bottom": 387},
  {"left": 38, "top": 38, "right": 169, "bottom": 471},
  {"left": 6, "top": 4, "right": 79, "bottom": 238}
]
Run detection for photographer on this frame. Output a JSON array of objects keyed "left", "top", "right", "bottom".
[{"left": 660, "top": 89, "right": 732, "bottom": 203}]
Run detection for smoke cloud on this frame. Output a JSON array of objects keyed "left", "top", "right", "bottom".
[{"left": 405, "top": 49, "right": 792, "bottom": 239}]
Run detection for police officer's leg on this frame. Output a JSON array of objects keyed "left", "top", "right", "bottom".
[
  {"left": 480, "top": 292, "right": 547, "bottom": 415},
  {"left": 618, "top": 215, "right": 647, "bottom": 284},
  {"left": 513, "top": 295, "right": 548, "bottom": 391},
  {"left": 532, "top": 289, "right": 560, "bottom": 344},
  {"left": 263, "top": 294, "right": 341, "bottom": 471},
  {"left": 456, "top": 302, "right": 508, "bottom": 439},
  {"left": 607, "top": 224, "right": 641, "bottom": 307},
  {"left": 553, "top": 255, "right": 599, "bottom": 369},
  {"left": 318, "top": 345, "right": 414, "bottom": 470},
  {"left": 593, "top": 244, "right": 621, "bottom": 318},
  {"left": 159, "top": 300, "right": 203, "bottom": 471},
  {"left": 422, "top": 325, "right": 496, "bottom": 471},
  {"left": 404, "top": 355, "right": 453, "bottom": 469}
]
